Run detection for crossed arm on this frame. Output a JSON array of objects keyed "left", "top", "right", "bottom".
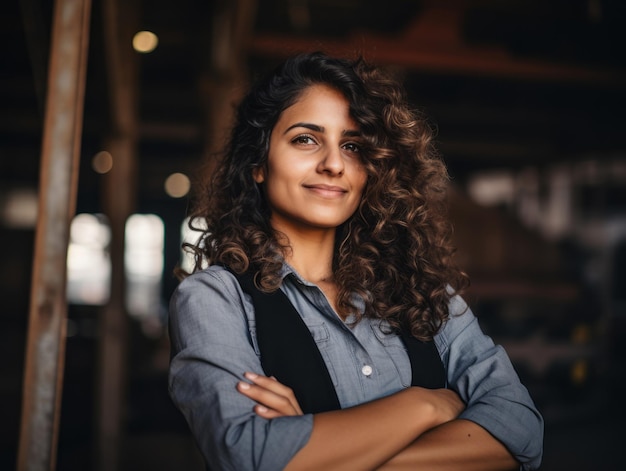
[
  {"left": 238, "top": 372, "right": 518, "bottom": 471},
  {"left": 169, "top": 272, "right": 542, "bottom": 470}
]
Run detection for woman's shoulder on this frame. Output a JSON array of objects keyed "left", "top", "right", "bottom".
[
  {"left": 177, "top": 264, "right": 240, "bottom": 290},
  {"left": 169, "top": 265, "right": 254, "bottom": 335},
  {"left": 172, "top": 265, "right": 248, "bottom": 309},
  {"left": 434, "top": 293, "right": 477, "bottom": 349}
]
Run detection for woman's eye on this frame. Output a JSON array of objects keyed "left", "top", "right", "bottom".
[
  {"left": 342, "top": 142, "right": 361, "bottom": 153},
  {"left": 292, "top": 135, "right": 316, "bottom": 145}
]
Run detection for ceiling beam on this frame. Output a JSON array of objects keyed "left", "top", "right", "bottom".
[{"left": 249, "top": 3, "right": 625, "bottom": 87}]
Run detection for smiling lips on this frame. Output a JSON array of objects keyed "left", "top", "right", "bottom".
[{"left": 303, "top": 183, "right": 348, "bottom": 198}]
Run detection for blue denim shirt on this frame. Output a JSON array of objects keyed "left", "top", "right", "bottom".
[{"left": 168, "top": 264, "right": 543, "bottom": 471}]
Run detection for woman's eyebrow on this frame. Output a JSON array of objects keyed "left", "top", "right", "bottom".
[
  {"left": 284, "top": 122, "right": 324, "bottom": 134},
  {"left": 283, "top": 123, "right": 362, "bottom": 137},
  {"left": 342, "top": 129, "right": 361, "bottom": 137}
]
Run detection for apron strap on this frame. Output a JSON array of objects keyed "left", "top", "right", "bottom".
[{"left": 232, "top": 270, "right": 446, "bottom": 414}]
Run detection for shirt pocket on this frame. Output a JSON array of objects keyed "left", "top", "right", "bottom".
[
  {"left": 370, "top": 324, "right": 412, "bottom": 387},
  {"left": 307, "top": 322, "right": 340, "bottom": 387}
]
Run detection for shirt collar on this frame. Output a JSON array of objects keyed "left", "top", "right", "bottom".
[
  {"left": 278, "top": 261, "right": 366, "bottom": 315},
  {"left": 278, "top": 261, "right": 318, "bottom": 288}
]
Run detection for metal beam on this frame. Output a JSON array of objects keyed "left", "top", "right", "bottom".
[{"left": 17, "top": 0, "right": 92, "bottom": 470}]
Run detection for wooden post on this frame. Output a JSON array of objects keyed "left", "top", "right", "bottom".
[{"left": 17, "top": 0, "right": 92, "bottom": 470}]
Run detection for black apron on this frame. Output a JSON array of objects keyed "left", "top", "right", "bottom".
[{"left": 233, "top": 271, "right": 446, "bottom": 414}]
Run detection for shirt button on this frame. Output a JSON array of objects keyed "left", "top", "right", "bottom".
[{"left": 361, "top": 365, "right": 373, "bottom": 377}]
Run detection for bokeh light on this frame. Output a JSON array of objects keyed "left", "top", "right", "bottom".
[
  {"left": 92, "top": 151, "right": 113, "bottom": 174},
  {"left": 132, "top": 30, "right": 159, "bottom": 53},
  {"left": 164, "top": 172, "right": 190, "bottom": 198}
]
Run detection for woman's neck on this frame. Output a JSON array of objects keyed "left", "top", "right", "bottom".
[
  {"left": 282, "top": 228, "right": 345, "bottom": 316},
  {"left": 287, "top": 246, "right": 334, "bottom": 284},
  {"left": 274, "top": 224, "right": 336, "bottom": 284}
]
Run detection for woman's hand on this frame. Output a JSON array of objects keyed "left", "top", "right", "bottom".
[
  {"left": 418, "top": 387, "right": 465, "bottom": 428},
  {"left": 237, "top": 372, "right": 304, "bottom": 419}
]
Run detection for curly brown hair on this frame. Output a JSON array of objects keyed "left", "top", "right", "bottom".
[{"left": 183, "top": 52, "right": 468, "bottom": 340}]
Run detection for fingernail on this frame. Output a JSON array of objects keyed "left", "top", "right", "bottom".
[
  {"left": 256, "top": 405, "right": 267, "bottom": 413},
  {"left": 238, "top": 381, "right": 250, "bottom": 390},
  {"left": 244, "top": 372, "right": 258, "bottom": 379}
]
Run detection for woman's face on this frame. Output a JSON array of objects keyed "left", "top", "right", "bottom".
[{"left": 254, "top": 84, "right": 367, "bottom": 235}]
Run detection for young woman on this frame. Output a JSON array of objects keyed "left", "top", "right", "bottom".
[{"left": 168, "top": 52, "right": 543, "bottom": 470}]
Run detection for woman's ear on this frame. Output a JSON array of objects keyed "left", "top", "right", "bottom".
[{"left": 253, "top": 166, "right": 265, "bottom": 184}]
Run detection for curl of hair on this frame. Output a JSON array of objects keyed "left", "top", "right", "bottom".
[{"left": 182, "top": 52, "right": 469, "bottom": 340}]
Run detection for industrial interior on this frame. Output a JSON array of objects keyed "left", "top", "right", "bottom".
[{"left": 1, "top": 0, "right": 625, "bottom": 469}]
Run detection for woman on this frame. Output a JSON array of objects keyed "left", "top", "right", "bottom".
[{"left": 168, "top": 52, "right": 543, "bottom": 470}]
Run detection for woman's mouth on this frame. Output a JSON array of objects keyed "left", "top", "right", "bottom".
[{"left": 303, "top": 184, "right": 347, "bottom": 198}]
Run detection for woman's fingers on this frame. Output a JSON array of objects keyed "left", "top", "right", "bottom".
[
  {"left": 236, "top": 380, "right": 297, "bottom": 415},
  {"left": 236, "top": 383, "right": 300, "bottom": 416},
  {"left": 246, "top": 372, "right": 303, "bottom": 414},
  {"left": 253, "top": 404, "right": 292, "bottom": 419},
  {"left": 237, "top": 372, "right": 303, "bottom": 416}
]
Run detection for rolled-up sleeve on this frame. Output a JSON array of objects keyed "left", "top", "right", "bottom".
[
  {"left": 168, "top": 269, "right": 313, "bottom": 470},
  {"left": 436, "top": 296, "right": 544, "bottom": 471}
]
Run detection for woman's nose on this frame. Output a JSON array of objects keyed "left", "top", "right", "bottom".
[{"left": 317, "top": 145, "right": 345, "bottom": 175}]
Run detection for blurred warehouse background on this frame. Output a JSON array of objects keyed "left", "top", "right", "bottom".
[{"left": 1, "top": 0, "right": 625, "bottom": 469}]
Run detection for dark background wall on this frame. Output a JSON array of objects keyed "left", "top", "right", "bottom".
[{"left": 1, "top": 0, "right": 625, "bottom": 469}]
